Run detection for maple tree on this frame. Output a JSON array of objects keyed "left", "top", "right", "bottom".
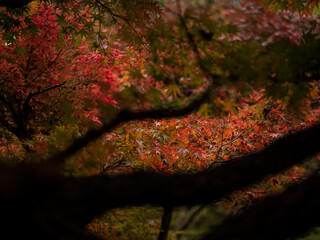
[
  {"left": 0, "top": 3, "right": 120, "bottom": 153},
  {"left": 0, "top": 1, "right": 320, "bottom": 240},
  {"left": 88, "top": 89, "right": 320, "bottom": 239}
]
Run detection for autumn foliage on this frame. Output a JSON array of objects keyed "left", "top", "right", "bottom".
[
  {"left": 0, "top": 3, "right": 121, "bottom": 153},
  {"left": 0, "top": 0, "right": 320, "bottom": 240}
]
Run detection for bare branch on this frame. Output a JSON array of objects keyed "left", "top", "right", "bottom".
[
  {"left": 19, "top": 81, "right": 66, "bottom": 132},
  {"left": 22, "top": 81, "right": 66, "bottom": 114},
  {"left": 100, "top": 157, "right": 126, "bottom": 173},
  {"left": 29, "top": 81, "right": 66, "bottom": 98},
  {"left": 95, "top": 0, "right": 128, "bottom": 21},
  {"left": 95, "top": 0, "right": 150, "bottom": 52}
]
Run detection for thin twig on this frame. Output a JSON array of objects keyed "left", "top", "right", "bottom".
[{"left": 95, "top": 0, "right": 150, "bottom": 53}]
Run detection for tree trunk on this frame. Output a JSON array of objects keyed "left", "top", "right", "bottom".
[{"left": 157, "top": 206, "right": 173, "bottom": 240}]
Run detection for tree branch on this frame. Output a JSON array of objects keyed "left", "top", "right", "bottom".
[
  {"left": 178, "top": 204, "right": 207, "bottom": 232},
  {"left": 0, "top": 122, "right": 319, "bottom": 239},
  {"left": 23, "top": 81, "right": 66, "bottom": 108},
  {"left": 157, "top": 206, "right": 173, "bottom": 240},
  {"left": 95, "top": 0, "right": 150, "bottom": 52},
  {"left": 47, "top": 86, "right": 212, "bottom": 165},
  {"left": 0, "top": 93, "right": 21, "bottom": 131},
  {"left": 51, "top": 123, "right": 320, "bottom": 225},
  {"left": 21, "top": 81, "right": 66, "bottom": 126},
  {"left": 0, "top": 112, "right": 20, "bottom": 137},
  {"left": 201, "top": 174, "right": 320, "bottom": 240}
]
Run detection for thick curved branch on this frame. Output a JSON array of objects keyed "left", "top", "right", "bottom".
[
  {"left": 0, "top": 122, "right": 319, "bottom": 239},
  {"left": 53, "top": 123, "right": 320, "bottom": 225},
  {"left": 201, "top": 175, "right": 320, "bottom": 240}
]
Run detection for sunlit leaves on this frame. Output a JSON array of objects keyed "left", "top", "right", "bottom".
[{"left": 101, "top": 90, "right": 320, "bottom": 176}]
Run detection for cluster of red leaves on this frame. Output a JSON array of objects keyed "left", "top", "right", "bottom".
[
  {"left": 103, "top": 89, "right": 320, "bottom": 174},
  {"left": 96, "top": 88, "right": 320, "bottom": 213},
  {"left": 0, "top": 3, "right": 120, "bottom": 127}
]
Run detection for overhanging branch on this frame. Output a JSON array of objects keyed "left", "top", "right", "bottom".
[
  {"left": 53, "top": 123, "right": 320, "bottom": 225},
  {"left": 201, "top": 175, "right": 320, "bottom": 240},
  {"left": 0, "top": 121, "right": 319, "bottom": 239}
]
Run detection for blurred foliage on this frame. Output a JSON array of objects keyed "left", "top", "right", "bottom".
[
  {"left": 88, "top": 206, "right": 162, "bottom": 240},
  {"left": 298, "top": 226, "right": 320, "bottom": 240}
]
